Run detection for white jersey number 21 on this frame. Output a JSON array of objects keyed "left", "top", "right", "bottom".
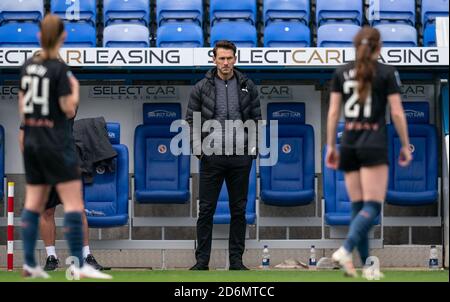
[{"left": 343, "top": 80, "right": 372, "bottom": 118}]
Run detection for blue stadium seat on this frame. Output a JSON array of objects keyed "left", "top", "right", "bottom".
[
  {"left": 423, "top": 23, "right": 436, "bottom": 47},
  {"left": 210, "top": 21, "right": 257, "bottom": 47},
  {"left": 374, "top": 23, "right": 417, "bottom": 47},
  {"left": 369, "top": 0, "right": 415, "bottom": 26},
  {"left": 317, "top": 23, "right": 360, "bottom": 47},
  {"left": 103, "top": 0, "right": 150, "bottom": 26},
  {"left": 263, "top": 0, "right": 309, "bottom": 25},
  {"left": 63, "top": 22, "right": 96, "bottom": 47},
  {"left": 84, "top": 123, "right": 129, "bottom": 228},
  {"left": 0, "top": 23, "right": 40, "bottom": 47},
  {"left": 51, "top": 0, "right": 96, "bottom": 24},
  {"left": 0, "top": 0, "right": 43, "bottom": 23},
  {"left": 210, "top": 0, "right": 257, "bottom": 25},
  {"left": 316, "top": 0, "right": 363, "bottom": 26},
  {"left": 0, "top": 125, "right": 4, "bottom": 201},
  {"left": 103, "top": 24, "right": 149, "bottom": 47},
  {"left": 213, "top": 161, "right": 257, "bottom": 224},
  {"left": 386, "top": 102, "right": 438, "bottom": 206},
  {"left": 260, "top": 103, "right": 315, "bottom": 206},
  {"left": 157, "top": 0, "right": 203, "bottom": 26},
  {"left": 264, "top": 21, "right": 310, "bottom": 47},
  {"left": 134, "top": 103, "right": 190, "bottom": 204},
  {"left": 157, "top": 22, "right": 204, "bottom": 47},
  {"left": 422, "top": 0, "right": 449, "bottom": 27}
]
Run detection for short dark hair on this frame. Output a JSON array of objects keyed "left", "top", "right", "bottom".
[{"left": 213, "top": 40, "right": 237, "bottom": 57}]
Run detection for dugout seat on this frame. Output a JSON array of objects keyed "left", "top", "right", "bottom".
[
  {"left": 316, "top": 0, "right": 363, "bottom": 26},
  {"left": 83, "top": 123, "right": 129, "bottom": 227},
  {"left": 157, "top": 22, "right": 204, "bottom": 47},
  {"left": 422, "top": 0, "right": 449, "bottom": 28},
  {"left": 51, "top": 0, "right": 96, "bottom": 25},
  {"left": 374, "top": 23, "right": 417, "bottom": 47},
  {"left": 260, "top": 103, "right": 315, "bottom": 206},
  {"left": 213, "top": 161, "right": 257, "bottom": 224},
  {"left": 134, "top": 103, "right": 190, "bottom": 204},
  {"left": 264, "top": 21, "right": 310, "bottom": 47},
  {"left": 0, "top": 125, "right": 4, "bottom": 201},
  {"left": 210, "top": 21, "right": 257, "bottom": 47},
  {"left": 103, "top": 24, "right": 150, "bottom": 47},
  {"left": 157, "top": 0, "right": 203, "bottom": 26},
  {"left": 263, "top": 0, "right": 309, "bottom": 25},
  {"left": 386, "top": 102, "right": 438, "bottom": 206},
  {"left": 368, "top": 0, "right": 416, "bottom": 26},
  {"left": 423, "top": 23, "right": 436, "bottom": 47},
  {"left": 103, "top": 0, "right": 150, "bottom": 26},
  {"left": 317, "top": 23, "right": 360, "bottom": 47},
  {"left": 0, "top": 0, "right": 43, "bottom": 24},
  {"left": 63, "top": 22, "right": 96, "bottom": 47},
  {"left": 0, "top": 23, "right": 40, "bottom": 47},
  {"left": 210, "top": 0, "right": 257, "bottom": 26}
]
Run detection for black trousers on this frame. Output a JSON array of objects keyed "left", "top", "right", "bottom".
[{"left": 195, "top": 155, "right": 253, "bottom": 266}]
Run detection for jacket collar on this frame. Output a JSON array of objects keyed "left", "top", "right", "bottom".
[{"left": 205, "top": 67, "right": 248, "bottom": 87}]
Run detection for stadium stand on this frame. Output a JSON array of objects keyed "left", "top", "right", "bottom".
[
  {"left": 0, "top": 125, "right": 4, "bottom": 201},
  {"left": 210, "top": 20, "right": 257, "bottom": 47},
  {"left": 103, "top": 0, "right": 150, "bottom": 26},
  {"left": 263, "top": 0, "right": 310, "bottom": 25},
  {"left": 134, "top": 103, "right": 190, "bottom": 204},
  {"left": 386, "top": 102, "right": 438, "bottom": 206},
  {"left": 50, "top": 0, "right": 96, "bottom": 25},
  {"left": 213, "top": 161, "right": 257, "bottom": 224},
  {"left": 368, "top": 0, "right": 416, "bottom": 26},
  {"left": 374, "top": 23, "right": 417, "bottom": 47},
  {"left": 103, "top": 23, "right": 150, "bottom": 47},
  {"left": 63, "top": 22, "right": 96, "bottom": 47},
  {"left": 210, "top": 0, "right": 257, "bottom": 26},
  {"left": 260, "top": 103, "right": 315, "bottom": 206},
  {"left": 422, "top": 0, "right": 449, "bottom": 28},
  {"left": 317, "top": 23, "right": 361, "bottom": 47},
  {"left": 264, "top": 21, "right": 311, "bottom": 47},
  {"left": 156, "top": 0, "right": 203, "bottom": 26},
  {"left": 83, "top": 123, "right": 129, "bottom": 227},
  {"left": 316, "top": 0, "right": 363, "bottom": 26},
  {"left": 0, "top": 22, "right": 40, "bottom": 47},
  {"left": 157, "top": 22, "right": 204, "bottom": 47},
  {"left": 0, "top": 0, "right": 43, "bottom": 23}
]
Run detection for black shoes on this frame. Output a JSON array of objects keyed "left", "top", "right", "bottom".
[
  {"left": 43, "top": 255, "right": 59, "bottom": 271},
  {"left": 229, "top": 263, "right": 250, "bottom": 271},
  {"left": 84, "top": 254, "right": 107, "bottom": 271},
  {"left": 189, "top": 263, "right": 209, "bottom": 270}
]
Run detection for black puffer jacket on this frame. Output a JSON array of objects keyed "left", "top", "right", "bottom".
[{"left": 186, "top": 68, "right": 262, "bottom": 157}]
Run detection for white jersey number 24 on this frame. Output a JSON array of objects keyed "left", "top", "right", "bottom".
[
  {"left": 343, "top": 80, "right": 372, "bottom": 118},
  {"left": 21, "top": 75, "right": 50, "bottom": 116}
]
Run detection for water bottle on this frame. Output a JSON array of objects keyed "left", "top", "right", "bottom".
[
  {"left": 309, "top": 245, "right": 317, "bottom": 270},
  {"left": 262, "top": 245, "right": 270, "bottom": 270},
  {"left": 429, "top": 245, "right": 439, "bottom": 270}
]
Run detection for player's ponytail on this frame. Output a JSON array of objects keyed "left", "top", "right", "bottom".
[
  {"left": 354, "top": 27, "right": 381, "bottom": 104},
  {"left": 39, "top": 14, "right": 65, "bottom": 60}
]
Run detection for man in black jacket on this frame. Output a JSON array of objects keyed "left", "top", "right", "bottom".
[{"left": 186, "top": 41, "right": 262, "bottom": 270}]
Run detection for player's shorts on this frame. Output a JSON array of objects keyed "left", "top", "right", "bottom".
[
  {"left": 45, "top": 187, "right": 62, "bottom": 210},
  {"left": 338, "top": 146, "right": 389, "bottom": 172},
  {"left": 24, "top": 145, "right": 81, "bottom": 185}
]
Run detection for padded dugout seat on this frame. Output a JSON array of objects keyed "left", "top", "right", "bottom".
[
  {"left": 316, "top": 0, "right": 363, "bottom": 26},
  {"left": 51, "top": 0, "right": 96, "bottom": 24},
  {"left": 421, "top": 0, "right": 449, "bottom": 28},
  {"left": 103, "top": 23, "right": 150, "bottom": 47},
  {"left": 0, "top": 0, "right": 43, "bottom": 23},
  {"left": 368, "top": 0, "right": 416, "bottom": 26},
  {"left": 374, "top": 23, "right": 417, "bottom": 47},
  {"left": 0, "top": 125, "right": 4, "bottom": 200},
  {"left": 317, "top": 23, "right": 361, "bottom": 47},
  {"left": 103, "top": 0, "right": 150, "bottom": 26},
  {"left": 0, "top": 23, "right": 40, "bottom": 47},
  {"left": 157, "top": 22, "right": 204, "bottom": 47},
  {"left": 157, "top": 0, "right": 203, "bottom": 26},
  {"left": 264, "top": 21, "right": 310, "bottom": 47},
  {"left": 210, "top": 0, "right": 257, "bottom": 26},
  {"left": 263, "top": 0, "right": 309, "bottom": 25},
  {"left": 210, "top": 21, "right": 257, "bottom": 47},
  {"left": 63, "top": 22, "right": 96, "bottom": 47}
]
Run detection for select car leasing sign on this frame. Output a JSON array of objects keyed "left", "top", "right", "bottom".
[{"left": 0, "top": 47, "right": 448, "bottom": 67}]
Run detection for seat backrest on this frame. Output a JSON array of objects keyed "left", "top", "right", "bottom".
[
  {"left": 134, "top": 103, "right": 190, "bottom": 194},
  {"left": 0, "top": 0, "right": 43, "bottom": 23},
  {"left": 423, "top": 23, "right": 436, "bottom": 47},
  {"left": 369, "top": 0, "right": 415, "bottom": 26},
  {"left": 103, "top": 0, "right": 150, "bottom": 26},
  {"left": 103, "top": 24, "right": 150, "bottom": 47},
  {"left": 0, "top": 23, "right": 40, "bottom": 47},
  {"left": 263, "top": 0, "right": 310, "bottom": 25},
  {"left": 213, "top": 160, "right": 257, "bottom": 224},
  {"left": 210, "top": 0, "right": 256, "bottom": 25},
  {"left": 157, "top": 22, "right": 204, "bottom": 47},
  {"left": 260, "top": 103, "right": 315, "bottom": 199},
  {"left": 63, "top": 22, "right": 96, "bottom": 47},
  {"left": 0, "top": 125, "right": 4, "bottom": 200},
  {"left": 388, "top": 102, "right": 438, "bottom": 197},
  {"left": 157, "top": 0, "right": 203, "bottom": 26},
  {"left": 210, "top": 21, "right": 257, "bottom": 47},
  {"left": 316, "top": 0, "right": 362, "bottom": 26},
  {"left": 422, "top": 0, "right": 449, "bottom": 27},
  {"left": 51, "top": 0, "right": 96, "bottom": 24},
  {"left": 375, "top": 23, "right": 417, "bottom": 47},
  {"left": 83, "top": 123, "right": 129, "bottom": 219},
  {"left": 317, "top": 24, "right": 361, "bottom": 47},
  {"left": 264, "top": 21, "right": 310, "bottom": 47}
]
